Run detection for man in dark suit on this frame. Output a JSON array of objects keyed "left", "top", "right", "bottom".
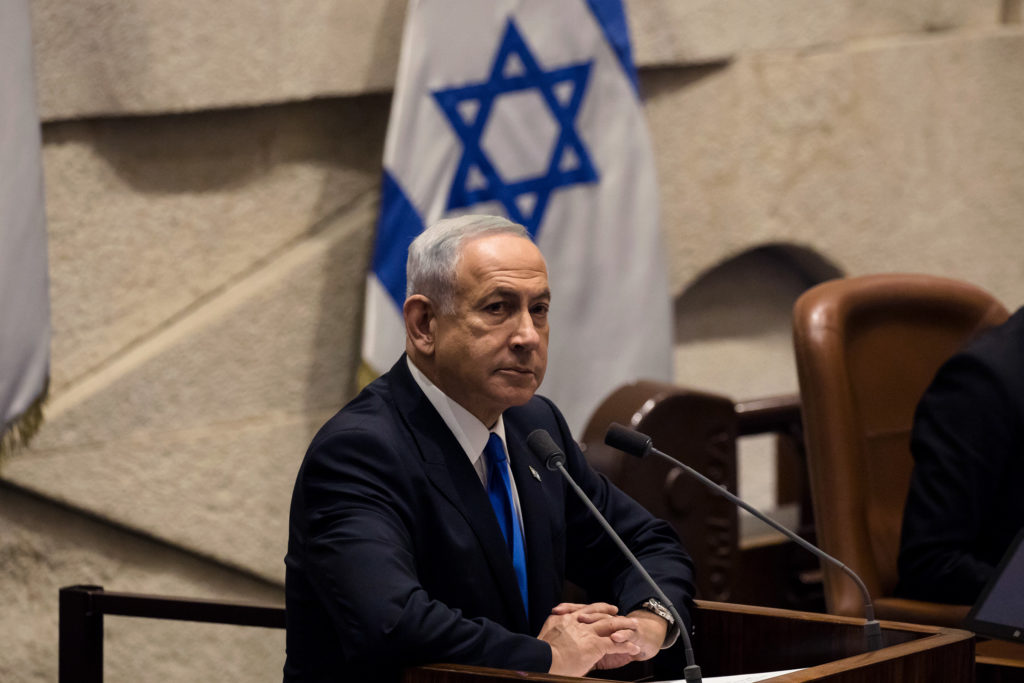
[
  {"left": 284, "top": 215, "right": 695, "bottom": 681},
  {"left": 897, "top": 305, "right": 1024, "bottom": 605}
]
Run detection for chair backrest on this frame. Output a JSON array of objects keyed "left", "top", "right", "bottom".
[
  {"left": 792, "top": 273, "right": 1009, "bottom": 618},
  {"left": 580, "top": 381, "right": 741, "bottom": 602}
]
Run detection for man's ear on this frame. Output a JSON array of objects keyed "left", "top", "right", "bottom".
[{"left": 404, "top": 295, "right": 436, "bottom": 355}]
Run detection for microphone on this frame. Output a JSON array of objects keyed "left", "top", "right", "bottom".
[
  {"left": 526, "top": 429, "right": 702, "bottom": 683},
  {"left": 604, "top": 422, "right": 883, "bottom": 652}
]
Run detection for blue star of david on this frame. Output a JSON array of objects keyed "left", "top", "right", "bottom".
[{"left": 432, "top": 19, "right": 599, "bottom": 236}]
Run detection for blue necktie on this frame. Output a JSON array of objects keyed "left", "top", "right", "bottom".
[{"left": 483, "top": 433, "right": 528, "bottom": 616}]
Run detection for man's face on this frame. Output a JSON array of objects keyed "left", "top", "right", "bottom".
[{"left": 431, "top": 233, "right": 550, "bottom": 427}]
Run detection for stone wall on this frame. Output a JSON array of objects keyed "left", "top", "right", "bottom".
[{"left": 3, "top": 1, "right": 1023, "bottom": 680}]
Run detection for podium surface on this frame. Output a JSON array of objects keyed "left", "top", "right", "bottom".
[{"left": 405, "top": 600, "right": 975, "bottom": 683}]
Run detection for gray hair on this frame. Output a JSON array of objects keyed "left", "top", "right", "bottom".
[{"left": 406, "top": 214, "right": 531, "bottom": 314}]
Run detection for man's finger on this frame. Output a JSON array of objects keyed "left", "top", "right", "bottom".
[
  {"left": 609, "top": 628, "right": 640, "bottom": 644},
  {"left": 576, "top": 611, "right": 615, "bottom": 624},
  {"left": 590, "top": 616, "right": 639, "bottom": 637},
  {"left": 549, "top": 602, "right": 588, "bottom": 614},
  {"left": 551, "top": 601, "right": 619, "bottom": 617},
  {"left": 572, "top": 602, "right": 619, "bottom": 617}
]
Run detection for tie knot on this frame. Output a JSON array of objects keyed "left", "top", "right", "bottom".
[{"left": 485, "top": 433, "right": 507, "bottom": 465}]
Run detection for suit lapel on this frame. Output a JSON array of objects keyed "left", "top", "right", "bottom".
[{"left": 388, "top": 358, "right": 530, "bottom": 631}]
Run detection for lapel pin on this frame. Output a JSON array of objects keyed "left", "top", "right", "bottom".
[{"left": 528, "top": 465, "right": 542, "bottom": 482}]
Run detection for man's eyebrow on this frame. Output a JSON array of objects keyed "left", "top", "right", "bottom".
[{"left": 484, "top": 286, "right": 551, "bottom": 300}]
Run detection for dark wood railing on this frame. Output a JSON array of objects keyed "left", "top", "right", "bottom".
[{"left": 58, "top": 585, "right": 285, "bottom": 683}]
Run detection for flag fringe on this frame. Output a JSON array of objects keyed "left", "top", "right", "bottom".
[{"left": 0, "top": 378, "right": 49, "bottom": 466}]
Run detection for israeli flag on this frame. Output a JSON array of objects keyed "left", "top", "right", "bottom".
[
  {"left": 362, "top": 0, "right": 672, "bottom": 434},
  {"left": 1, "top": 0, "right": 50, "bottom": 457}
]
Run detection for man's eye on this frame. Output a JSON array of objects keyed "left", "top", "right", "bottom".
[
  {"left": 532, "top": 303, "right": 550, "bottom": 316},
  {"left": 485, "top": 302, "right": 506, "bottom": 314}
]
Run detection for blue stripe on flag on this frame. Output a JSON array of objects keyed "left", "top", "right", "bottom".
[
  {"left": 371, "top": 170, "right": 424, "bottom": 311},
  {"left": 585, "top": 0, "right": 640, "bottom": 97}
]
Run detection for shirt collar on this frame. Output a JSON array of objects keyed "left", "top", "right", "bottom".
[{"left": 406, "top": 356, "right": 508, "bottom": 467}]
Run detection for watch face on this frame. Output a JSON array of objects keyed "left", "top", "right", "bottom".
[{"left": 644, "top": 599, "right": 674, "bottom": 624}]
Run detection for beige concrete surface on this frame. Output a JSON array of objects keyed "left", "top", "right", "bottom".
[
  {"left": 43, "top": 96, "right": 388, "bottom": 394},
  {"left": 632, "top": 0, "right": 1003, "bottom": 67},
  {"left": 31, "top": 0, "right": 408, "bottom": 120},
  {"left": 0, "top": 483, "right": 284, "bottom": 682},
  {"left": 31, "top": 0, "right": 1003, "bottom": 119},
  {"left": 11, "top": 198, "right": 379, "bottom": 581},
  {"left": 646, "top": 28, "right": 1024, "bottom": 308}
]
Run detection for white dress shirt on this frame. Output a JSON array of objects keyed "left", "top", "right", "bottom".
[{"left": 407, "top": 357, "right": 526, "bottom": 533}]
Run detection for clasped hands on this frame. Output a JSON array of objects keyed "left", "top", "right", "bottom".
[{"left": 539, "top": 602, "right": 668, "bottom": 677}]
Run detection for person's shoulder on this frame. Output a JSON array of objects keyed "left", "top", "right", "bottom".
[
  {"left": 956, "top": 306, "right": 1024, "bottom": 377},
  {"left": 918, "top": 305, "right": 1024, "bottom": 420},
  {"left": 307, "top": 367, "right": 403, "bottom": 450},
  {"left": 505, "top": 393, "right": 562, "bottom": 428},
  {"left": 503, "top": 394, "right": 582, "bottom": 453},
  {"left": 985, "top": 305, "right": 1024, "bottom": 355}
]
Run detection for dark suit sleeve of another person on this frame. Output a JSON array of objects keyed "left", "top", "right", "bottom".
[{"left": 897, "top": 308, "right": 1024, "bottom": 604}]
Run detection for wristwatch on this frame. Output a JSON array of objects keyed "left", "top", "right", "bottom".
[{"left": 640, "top": 598, "right": 680, "bottom": 648}]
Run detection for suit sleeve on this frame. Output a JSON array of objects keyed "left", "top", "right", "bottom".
[
  {"left": 293, "top": 423, "right": 551, "bottom": 675},
  {"left": 898, "top": 353, "right": 1014, "bottom": 603},
  {"left": 540, "top": 398, "right": 697, "bottom": 631}
]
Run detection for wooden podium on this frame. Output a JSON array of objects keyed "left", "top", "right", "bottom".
[
  {"left": 60, "top": 586, "right": 993, "bottom": 682},
  {"left": 403, "top": 600, "right": 975, "bottom": 683}
]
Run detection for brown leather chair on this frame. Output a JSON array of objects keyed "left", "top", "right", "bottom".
[
  {"left": 792, "top": 273, "right": 1009, "bottom": 626},
  {"left": 581, "top": 383, "right": 821, "bottom": 611},
  {"left": 580, "top": 381, "right": 741, "bottom": 602}
]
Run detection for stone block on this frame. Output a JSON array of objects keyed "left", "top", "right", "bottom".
[
  {"left": 0, "top": 484, "right": 284, "bottom": 682},
  {"left": 32, "top": 0, "right": 407, "bottom": 119},
  {"left": 42, "top": 96, "right": 388, "bottom": 393},
  {"left": 642, "top": 28, "right": 1024, "bottom": 309},
  {"left": 10, "top": 201, "right": 378, "bottom": 580},
  {"left": 630, "top": 0, "right": 848, "bottom": 66},
  {"left": 630, "top": 0, "right": 1003, "bottom": 66},
  {"left": 31, "top": 0, "right": 1004, "bottom": 119}
]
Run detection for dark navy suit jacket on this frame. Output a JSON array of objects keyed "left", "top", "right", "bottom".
[
  {"left": 284, "top": 356, "right": 695, "bottom": 682},
  {"left": 897, "top": 306, "right": 1024, "bottom": 604}
]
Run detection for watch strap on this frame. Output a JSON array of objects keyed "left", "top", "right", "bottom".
[{"left": 640, "top": 598, "right": 680, "bottom": 649}]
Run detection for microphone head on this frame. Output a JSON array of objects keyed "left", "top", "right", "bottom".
[
  {"left": 604, "top": 423, "right": 653, "bottom": 458},
  {"left": 526, "top": 429, "right": 566, "bottom": 471}
]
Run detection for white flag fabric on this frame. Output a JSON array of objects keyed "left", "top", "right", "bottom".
[
  {"left": 1, "top": 0, "right": 50, "bottom": 457},
  {"left": 362, "top": 0, "right": 671, "bottom": 434}
]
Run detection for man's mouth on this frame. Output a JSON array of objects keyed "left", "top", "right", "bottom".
[{"left": 498, "top": 367, "right": 534, "bottom": 376}]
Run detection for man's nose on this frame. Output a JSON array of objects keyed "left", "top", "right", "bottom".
[{"left": 510, "top": 309, "right": 541, "bottom": 349}]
